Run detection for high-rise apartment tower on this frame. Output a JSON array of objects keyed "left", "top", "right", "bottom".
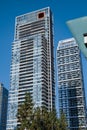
[
  {"left": 6, "top": 7, "right": 55, "bottom": 130},
  {"left": 57, "top": 38, "right": 86, "bottom": 130},
  {"left": 0, "top": 83, "right": 8, "bottom": 130}
]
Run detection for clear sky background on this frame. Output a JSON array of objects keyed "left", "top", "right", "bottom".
[{"left": 0, "top": 0, "right": 87, "bottom": 109}]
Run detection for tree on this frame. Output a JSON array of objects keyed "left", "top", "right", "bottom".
[
  {"left": 30, "top": 107, "right": 43, "bottom": 130},
  {"left": 59, "top": 112, "right": 68, "bottom": 130},
  {"left": 45, "top": 109, "right": 59, "bottom": 130},
  {"left": 31, "top": 108, "right": 62, "bottom": 130},
  {"left": 17, "top": 92, "right": 68, "bottom": 130},
  {"left": 30, "top": 107, "right": 49, "bottom": 130},
  {"left": 17, "top": 92, "right": 33, "bottom": 130}
]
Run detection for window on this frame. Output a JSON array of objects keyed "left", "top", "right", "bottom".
[
  {"left": 83, "top": 33, "right": 87, "bottom": 48},
  {"left": 38, "top": 12, "right": 44, "bottom": 19}
]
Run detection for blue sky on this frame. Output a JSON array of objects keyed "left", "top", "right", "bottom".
[{"left": 0, "top": 0, "right": 87, "bottom": 108}]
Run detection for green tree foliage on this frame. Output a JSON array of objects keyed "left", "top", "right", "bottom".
[
  {"left": 17, "top": 93, "right": 33, "bottom": 130},
  {"left": 17, "top": 92, "right": 67, "bottom": 130},
  {"left": 59, "top": 112, "right": 67, "bottom": 130}
]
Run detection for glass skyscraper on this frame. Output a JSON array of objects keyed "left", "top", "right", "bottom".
[
  {"left": 6, "top": 7, "right": 55, "bottom": 130},
  {"left": 0, "top": 83, "right": 8, "bottom": 130},
  {"left": 57, "top": 38, "right": 86, "bottom": 130}
]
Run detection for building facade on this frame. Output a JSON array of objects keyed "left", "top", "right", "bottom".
[
  {"left": 0, "top": 83, "right": 8, "bottom": 130},
  {"left": 6, "top": 7, "right": 55, "bottom": 130},
  {"left": 67, "top": 16, "right": 87, "bottom": 59},
  {"left": 57, "top": 38, "right": 86, "bottom": 130}
]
